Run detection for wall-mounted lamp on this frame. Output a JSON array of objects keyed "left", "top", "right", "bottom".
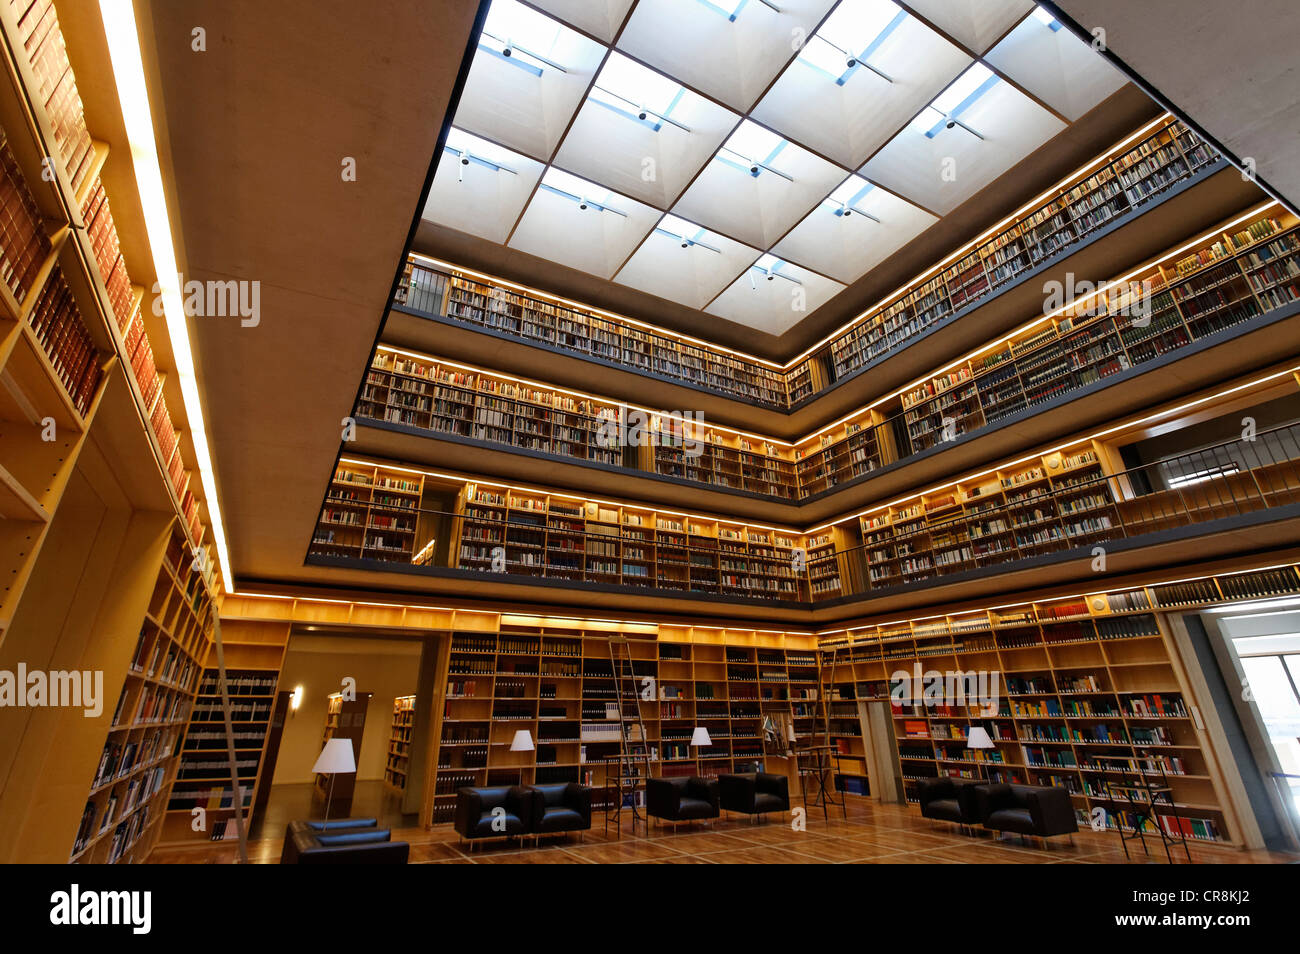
[{"left": 290, "top": 685, "right": 303, "bottom": 717}]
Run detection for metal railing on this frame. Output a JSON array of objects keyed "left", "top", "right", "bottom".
[
  {"left": 310, "top": 423, "right": 1300, "bottom": 603},
  {"left": 393, "top": 118, "right": 1221, "bottom": 411}
]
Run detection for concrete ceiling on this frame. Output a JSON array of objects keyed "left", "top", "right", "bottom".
[
  {"left": 141, "top": 0, "right": 482, "bottom": 587},
  {"left": 1051, "top": 0, "right": 1300, "bottom": 211}
]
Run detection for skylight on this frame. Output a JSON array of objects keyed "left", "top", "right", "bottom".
[
  {"left": 540, "top": 167, "right": 627, "bottom": 214},
  {"left": 589, "top": 52, "right": 688, "bottom": 130},
  {"left": 444, "top": 128, "right": 521, "bottom": 173},
  {"left": 717, "top": 120, "right": 790, "bottom": 178},
  {"left": 796, "top": 0, "right": 904, "bottom": 83},
  {"left": 696, "top": 0, "right": 750, "bottom": 20},
  {"left": 479, "top": 0, "right": 570, "bottom": 73},
  {"left": 657, "top": 214, "right": 722, "bottom": 251},
  {"left": 912, "top": 62, "right": 998, "bottom": 138},
  {"left": 824, "top": 175, "right": 878, "bottom": 218},
  {"left": 1031, "top": 6, "right": 1063, "bottom": 31}
]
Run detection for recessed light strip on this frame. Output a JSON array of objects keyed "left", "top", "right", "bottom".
[{"left": 99, "top": 0, "right": 233, "bottom": 588}]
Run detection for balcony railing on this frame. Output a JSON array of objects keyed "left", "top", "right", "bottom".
[
  {"left": 309, "top": 423, "right": 1300, "bottom": 605},
  {"left": 364, "top": 211, "right": 1300, "bottom": 504},
  {"left": 393, "top": 118, "right": 1222, "bottom": 411}
]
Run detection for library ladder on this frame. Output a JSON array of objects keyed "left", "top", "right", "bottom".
[
  {"left": 1095, "top": 752, "right": 1193, "bottom": 863},
  {"left": 796, "top": 646, "right": 847, "bottom": 821},
  {"left": 604, "top": 636, "right": 654, "bottom": 836}
]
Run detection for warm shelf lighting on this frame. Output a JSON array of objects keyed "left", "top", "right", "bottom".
[{"left": 99, "top": 0, "right": 233, "bottom": 589}]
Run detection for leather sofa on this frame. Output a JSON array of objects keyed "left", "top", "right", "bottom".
[
  {"left": 646, "top": 776, "right": 719, "bottom": 827},
  {"left": 280, "top": 818, "right": 409, "bottom": 864},
  {"left": 917, "top": 777, "right": 985, "bottom": 827},
  {"left": 454, "top": 786, "right": 533, "bottom": 845},
  {"left": 718, "top": 772, "right": 789, "bottom": 820},
  {"left": 974, "top": 783, "right": 1079, "bottom": 841},
  {"left": 529, "top": 782, "right": 592, "bottom": 838}
]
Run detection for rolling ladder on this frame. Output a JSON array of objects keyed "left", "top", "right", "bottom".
[
  {"left": 795, "top": 643, "right": 848, "bottom": 820},
  {"left": 602, "top": 636, "right": 654, "bottom": 837}
]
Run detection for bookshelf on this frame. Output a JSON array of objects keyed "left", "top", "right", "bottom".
[
  {"left": 396, "top": 117, "right": 1220, "bottom": 411},
  {"left": 159, "top": 617, "right": 288, "bottom": 846},
  {"left": 400, "top": 263, "right": 789, "bottom": 408},
  {"left": 448, "top": 480, "right": 805, "bottom": 599},
  {"left": 385, "top": 695, "right": 416, "bottom": 793},
  {"left": 70, "top": 526, "right": 214, "bottom": 863},
  {"left": 817, "top": 565, "right": 1300, "bottom": 846},
  {"left": 317, "top": 378, "right": 1300, "bottom": 604},
  {"left": 0, "top": 0, "right": 215, "bottom": 640},
  {"left": 312, "top": 460, "right": 426, "bottom": 563},
  {"left": 787, "top": 206, "right": 1300, "bottom": 496},
  {"left": 432, "top": 623, "right": 818, "bottom": 823},
  {"left": 370, "top": 207, "right": 1300, "bottom": 511}
]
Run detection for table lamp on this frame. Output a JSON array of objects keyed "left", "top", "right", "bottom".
[{"left": 510, "top": 729, "right": 534, "bottom": 751}]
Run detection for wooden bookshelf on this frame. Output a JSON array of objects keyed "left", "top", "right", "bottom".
[
  {"left": 788, "top": 206, "right": 1300, "bottom": 496},
  {"left": 317, "top": 368, "right": 1300, "bottom": 604},
  {"left": 0, "top": 0, "right": 215, "bottom": 641},
  {"left": 70, "top": 526, "right": 215, "bottom": 863},
  {"left": 818, "top": 565, "right": 1300, "bottom": 846},
  {"left": 313, "top": 461, "right": 426, "bottom": 563},
  {"left": 448, "top": 481, "right": 805, "bottom": 599},
  {"left": 826, "top": 118, "right": 1217, "bottom": 381},
  {"left": 385, "top": 695, "right": 416, "bottom": 793},
  {"left": 431, "top": 623, "right": 818, "bottom": 823},
  {"left": 400, "top": 263, "right": 790, "bottom": 408},
  {"left": 158, "top": 618, "right": 288, "bottom": 846},
  {"left": 396, "top": 117, "right": 1221, "bottom": 411},
  {"left": 371, "top": 206, "right": 1300, "bottom": 511}
]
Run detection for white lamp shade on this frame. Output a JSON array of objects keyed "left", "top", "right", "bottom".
[
  {"left": 312, "top": 738, "right": 356, "bottom": 774},
  {"left": 690, "top": 726, "right": 712, "bottom": 747},
  {"left": 787, "top": 723, "right": 797, "bottom": 742},
  {"left": 966, "top": 726, "right": 995, "bottom": 750},
  {"left": 510, "top": 729, "right": 535, "bottom": 751}
]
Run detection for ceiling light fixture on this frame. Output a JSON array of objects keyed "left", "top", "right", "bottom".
[
  {"left": 99, "top": 0, "right": 233, "bottom": 589},
  {"left": 590, "top": 83, "right": 692, "bottom": 132},
  {"left": 814, "top": 35, "right": 894, "bottom": 84},
  {"left": 719, "top": 148, "right": 794, "bottom": 182},
  {"left": 480, "top": 29, "right": 568, "bottom": 72}
]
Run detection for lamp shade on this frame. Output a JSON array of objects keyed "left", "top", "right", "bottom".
[
  {"left": 787, "top": 723, "right": 797, "bottom": 743},
  {"left": 966, "top": 726, "right": 995, "bottom": 750},
  {"left": 312, "top": 738, "right": 356, "bottom": 774},
  {"left": 690, "top": 726, "right": 712, "bottom": 747},
  {"left": 510, "top": 729, "right": 535, "bottom": 751}
]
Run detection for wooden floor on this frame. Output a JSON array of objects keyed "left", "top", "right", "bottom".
[{"left": 149, "top": 799, "right": 1297, "bottom": 864}]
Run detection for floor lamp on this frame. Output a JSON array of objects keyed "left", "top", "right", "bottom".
[
  {"left": 966, "top": 726, "right": 995, "bottom": 781},
  {"left": 313, "top": 738, "right": 356, "bottom": 825},
  {"left": 691, "top": 726, "right": 712, "bottom": 775}
]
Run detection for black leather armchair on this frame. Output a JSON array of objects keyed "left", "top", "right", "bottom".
[
  {"left": 280, "top": 819, "right": 409, "bottom": 864},
  {"left": 454, "top": 786, "right": 534, "bottom": 845},
  {"left": 718, "top": 772, "right": 789, "bottom": 819},
  {"left": 917, "top": 777, "right": 985, "bottom": 827},
  {"left": 975, "top": 783, "right": 1078, "bottom": 840},
  {"left": 527, "top": 783, "right": 592, "bottom": 838},
  {"left": 646, "top": 776, "right": 719, "bottom": 826}
]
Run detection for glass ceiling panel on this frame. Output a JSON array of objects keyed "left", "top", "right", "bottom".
[
  {"left": 540, "top": 167, "right": 626, "bottom": 212},
  {"left": 479, "top": 0, "right": 572, "bottom": 72},
  {"left": 588, "top": 51, "right": 687, "bottom": 125},
  {"left": 797, "top": 0, "right": 906, "bottom": 82}
]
